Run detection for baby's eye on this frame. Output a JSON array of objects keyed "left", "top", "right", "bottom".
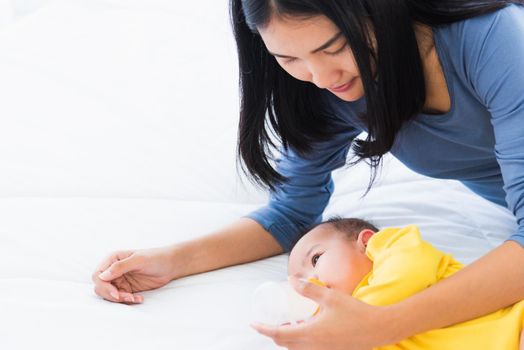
[{"left": 311, "top": 253, "right": 322, "bottom": 267}]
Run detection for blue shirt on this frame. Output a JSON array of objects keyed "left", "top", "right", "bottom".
[{"left": 246, "top": 4, "right": 524, "bottom": 252}]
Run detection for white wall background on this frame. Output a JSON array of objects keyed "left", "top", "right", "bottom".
[
  {"left": 0, "top": 0, "right": 270, "bottom": 203},
  {"left": 0, "top": 0, "right": 51, "bottom": 26}
]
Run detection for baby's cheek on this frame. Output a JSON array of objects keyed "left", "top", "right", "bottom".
[{"left": 336, "top": 266, "right": 365, "bottom": 293}]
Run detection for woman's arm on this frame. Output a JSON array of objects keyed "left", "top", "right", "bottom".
[
  {"left": 384, "top": 4, "right": 524, "bottom": 340},
  {"left": 93, "top": 217, "right": 284, "bottom": 303},
  {"left": 385, "top": 240, "right": 524, "bottom": 343},
  {"left": 167, "top": 218, "right": 284, "bottom": 280}
]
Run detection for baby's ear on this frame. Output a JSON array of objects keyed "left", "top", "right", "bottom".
[{"left": 358, "top": 229, "right": 375, "bottom": 248}]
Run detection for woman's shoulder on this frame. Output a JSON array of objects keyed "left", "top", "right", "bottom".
[
  {"left": 463, "top": 3, "right": 524, "bottom": 26},
  {"left": 434, "top": 4, "right": 524, "bottom": 85},
  {"left": 436, "top": 3, "right": 524, "bottom": 49}
]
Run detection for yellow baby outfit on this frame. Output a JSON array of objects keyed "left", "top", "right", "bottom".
[{"left": 352, "top": 225, "right": 524, "bottom": 350}]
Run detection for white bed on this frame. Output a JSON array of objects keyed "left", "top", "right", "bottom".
[{"left": 0, "top": 1, "right": 518, "bottom": 349}]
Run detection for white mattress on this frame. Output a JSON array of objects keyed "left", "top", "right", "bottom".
[{"left": 0, "top": 1, "right": 518, "bottom": 349}]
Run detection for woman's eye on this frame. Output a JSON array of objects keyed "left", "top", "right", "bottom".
[
  {"left": 311, "top": 253, "right": 322, "bottom": 267},
  {"left": 279, "top": 43, "right": 347, "bottom": 65},
  {"left": 326, "top": 43, "right": 347, "bottom": 56}
]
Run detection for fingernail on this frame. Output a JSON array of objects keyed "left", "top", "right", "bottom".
[
  {"left": 99, "top": 270, "right": 112, "bottom": 280},
  {"left": 110, "top": 291, "right": 119, "bottom": 300}
]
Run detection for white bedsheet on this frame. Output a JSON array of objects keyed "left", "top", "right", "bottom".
[
  {"left": 0, "top": 170, "right": 517, "bottom": 349},
  {"left": 0, "top": 174, "right": 517, "bottom": 350},
  {"left": 0, "top": 0, "right": 518, "bottom": 349},
  {"left": 0, "top": 198, "right": 285, "bottom": 349}
]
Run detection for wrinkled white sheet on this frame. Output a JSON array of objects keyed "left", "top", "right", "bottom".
[{"left": 0, "top": 0, "right": 518, "bottom": 349}]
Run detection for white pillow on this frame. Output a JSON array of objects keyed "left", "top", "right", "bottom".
[
  {"left": 0, "top": 0, "right": 14, "bottom": 27},
  {"left": 325, "top": 153, "right": 517, "bottom": 264},
  {"left": 11, "top": 0, "right": 52, "bottom": 17},
  {"left": 0, "top": 0, "right": 267, "bottom": 203}
]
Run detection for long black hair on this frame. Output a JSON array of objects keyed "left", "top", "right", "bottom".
[{"left": 231, "top": 0, "right": 524, "bottom": 193}]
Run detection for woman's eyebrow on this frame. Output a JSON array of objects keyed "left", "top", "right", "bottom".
[{"left": 268, "top": 32, "right": 343, "bottom": 58}]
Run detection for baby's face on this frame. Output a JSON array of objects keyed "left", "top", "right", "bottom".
[{"left": 288, "top": 224, "right": 374, "bottom": 294}]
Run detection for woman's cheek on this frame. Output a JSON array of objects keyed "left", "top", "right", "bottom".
[{"left": 279, "top": 63, "right": 311, "bottom": 83}]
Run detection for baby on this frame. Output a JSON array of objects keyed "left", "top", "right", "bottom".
[{"left": 288, "top": 216, "right": 524, "bottom": 350}]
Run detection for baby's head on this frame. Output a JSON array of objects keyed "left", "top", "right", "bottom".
[{"left": 288, "top": 217, "right": 379, "bottom": 294}]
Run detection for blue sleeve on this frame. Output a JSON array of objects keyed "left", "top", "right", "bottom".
[
  {"left": 462, "top": 4, "right": 524, "bottom": 247},
  {"left": 245, "top": 113, "right": 360, "bottom": 252}
]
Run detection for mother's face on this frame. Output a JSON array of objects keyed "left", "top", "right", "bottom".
[{"left": 258, "top": 15, "right": 364, "bottom": 102}]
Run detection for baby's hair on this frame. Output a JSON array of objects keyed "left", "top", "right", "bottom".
[
  {"left": 321, "top": 216, "right": 379, "bottom": 241},
  {"left": 290, "top": 216, "right": 379, "bottom": 251}
]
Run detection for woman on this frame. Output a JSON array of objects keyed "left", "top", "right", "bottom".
[{"left": 92, "top": 1, "right": 524, "bottom": 349}]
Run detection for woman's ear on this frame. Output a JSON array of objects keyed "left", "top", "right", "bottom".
[{"left": 357, "top": 229, "right": 376, "bottom": 250}]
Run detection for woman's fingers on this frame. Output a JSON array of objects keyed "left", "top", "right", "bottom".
[
  {"left": 92, "top": 250, "right": 145, "bottom": 304},
  {"left": 96, "top": 250, "right": 133, "bottom": 274},
  {"left": 92, "top": 272, "right": 144, "bottom": 304},
  {"left": 96, "top": 251, "right": 133, "bottom": 280},
  {"left": 251, "top": 321, "right": 307, "bottom": 347},
  {"left": 118, "top": 291, "right": 144, "bottom": 304},
  {"left": 252, "top": 285, "right": 388, "bottom": 350},
  {"left": 98, "top": 253, "right": 142, "bottom": 282},
  {"left": 92, "top": 274, "right": 122, "bottom": 302},
  {"left": 289, "top": 276, "right": 331, "bottom": 307}
]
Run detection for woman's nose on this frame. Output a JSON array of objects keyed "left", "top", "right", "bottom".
[{"left": 308, "top": 62, "right": 340, "bottom": 89}]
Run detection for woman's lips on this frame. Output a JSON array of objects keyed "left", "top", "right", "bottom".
[{"left": 329, "top": 77, "right": 357, "bottom": 93}]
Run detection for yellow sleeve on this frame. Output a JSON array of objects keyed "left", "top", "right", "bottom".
[{"left": 352, "top": 225, "right": 460, "bottom": 306}]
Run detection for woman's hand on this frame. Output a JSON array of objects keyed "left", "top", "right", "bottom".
[
  {"left": 251, "top": 276, "right": 396, "bottom": 350},
  {"left": 92, "top": 246, "right": 178, "bottom": 304}
]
